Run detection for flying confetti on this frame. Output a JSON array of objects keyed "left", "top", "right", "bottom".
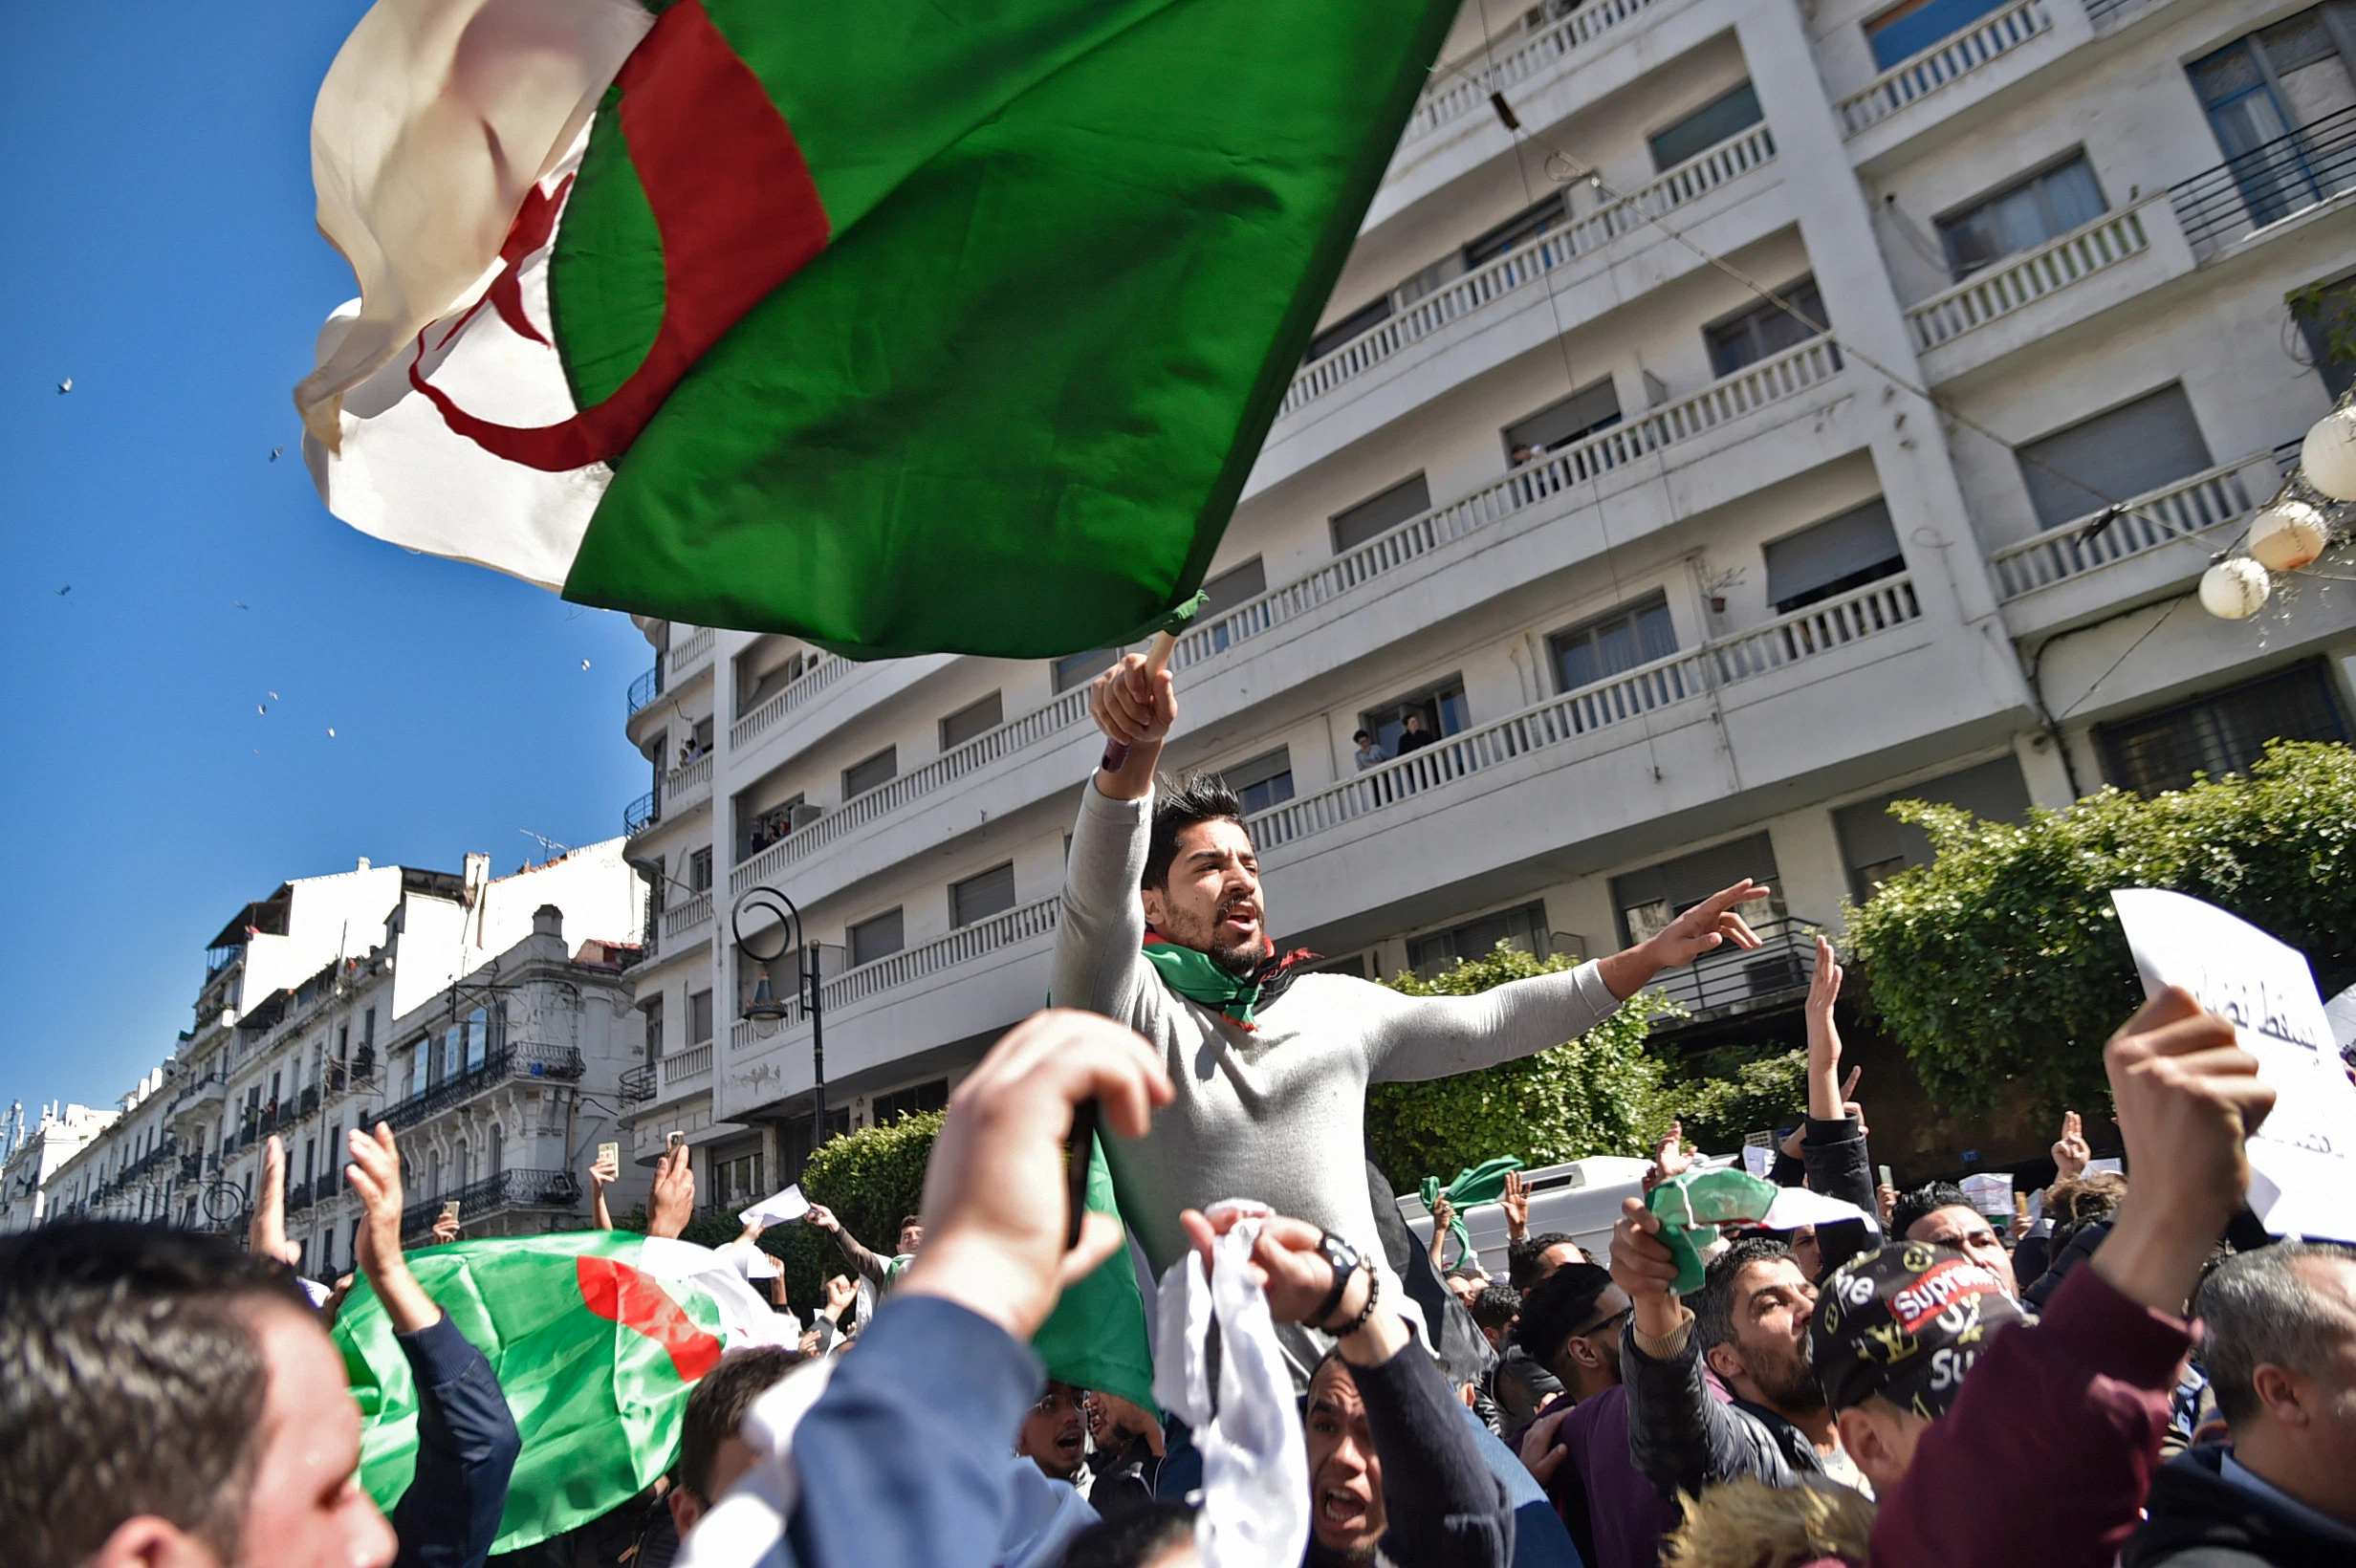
[
  {"left": 327, "top": 728, "right": 338, "bottom": 738},
  {"left": 56, "top": 378, "right": 72, "bottom": 394},
  {"left": 580, "top": 659, "right": 591, "bottom": 670},
  {"left": 269, "top": 691, "right": 279, "bottom": 701},
  {"left": 56, "top": 586, "right": 71, "bottom": 597},
  {"left": 233, "top": 600, "right": 249, "bottom": 610},
  {"left": 257, "top": 705, "right": 268, "bottom": 715},
  {"left": 270, "top": 446, "right": 284, "bottom": 462}
]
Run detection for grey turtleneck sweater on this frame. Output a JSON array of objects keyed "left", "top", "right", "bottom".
[{"left": 1056, "top": 781, "right": 1624, "bottom": 1376}]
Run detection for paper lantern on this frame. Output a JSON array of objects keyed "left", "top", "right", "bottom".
[
  {"left": 2303, "top": 404, "right": 2356, "bottom": 501},
  {"left": 2249, "top": 499, "right": 2331, "bottom": 572},
  {"left": 2198, "top": 557, "right": 2271, "bottom": 621}
]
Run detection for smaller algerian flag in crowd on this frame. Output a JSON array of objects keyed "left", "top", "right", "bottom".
[
  {"left": 1033, "top": 1131, "right": 1157, "bottom": 1416},
  {"left": 296, "top": 0, "right": 1457, "bottom": 657},
  {"left": 336, "top": 1231, "right": 789, "bottom": 1554}
]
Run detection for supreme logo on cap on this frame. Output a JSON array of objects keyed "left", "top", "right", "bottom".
[{"left": 1888, "top": 1258, "right": 2006, "bottom": 1333}]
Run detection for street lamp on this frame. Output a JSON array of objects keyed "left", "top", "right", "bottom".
[{"left": 732, "top": 885, "right": 826, "bottom": 1154}]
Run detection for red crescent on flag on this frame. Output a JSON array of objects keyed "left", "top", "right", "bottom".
[
  {"left": 577, "top": 1253, "right": 725, "bottom": 1383},
  {"left": 407, "top": 0, "right": 831, "bottom": 472}
]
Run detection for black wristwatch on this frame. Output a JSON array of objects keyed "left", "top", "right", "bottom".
[{"left": 1312, "top": 1230, "right": 1362, "bottom": 1329}]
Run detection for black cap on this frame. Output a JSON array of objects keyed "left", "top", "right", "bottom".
[{"left": 1808, "top": 1242, "right": 2024, "bottom": 1418}]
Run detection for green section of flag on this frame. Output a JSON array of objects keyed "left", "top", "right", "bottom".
[
  {"left": 1033, "top": 1131, "right": 1157, "bottom": 1415},
  {"left": 558, "top": 0, "right": 1457, "bottom": 656},
  {"left": 336, "top": 1232, "right": 710, "bottom": 1555},
  {"left": 549, "top": 84, "right": 667, "bottom": 413}
]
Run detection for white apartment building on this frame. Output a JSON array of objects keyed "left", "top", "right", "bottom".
[
  {"left": 32, "top": 843, "right": 651, "bottom": 1274},
  {"left": 618, "top": 0, "right": 2356, "bottom": 1187},
  {"left": 0, "top": 1101, "right": 115, "bottom": 1232}
]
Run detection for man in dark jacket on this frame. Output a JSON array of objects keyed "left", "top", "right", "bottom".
[
  {"left": 2126, "top": 1241, "right": 2356, "bottom": 1567},
  {"left": 1514, "top": 1261, "right": 1675, "bottom": 1568}
]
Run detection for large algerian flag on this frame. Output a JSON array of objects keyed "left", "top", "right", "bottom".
[
  {"left": 298, "top": 0, "right": 1456, "bottom": 657},
  {"left": 335, "top": 1231, "right": 788, "bottom": 1554}
]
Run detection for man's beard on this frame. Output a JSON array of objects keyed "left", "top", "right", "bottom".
[
  {"left": 1208, "top": 935, "right": 1262, "bottom": 977},
  {"left": 1745, "top": 1341, "right": 1825, "bottom": 1414}
]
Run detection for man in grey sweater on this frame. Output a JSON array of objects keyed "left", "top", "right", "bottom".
[{"left": 1060, "top": 652, "right": 1762, "bottom": 1381}]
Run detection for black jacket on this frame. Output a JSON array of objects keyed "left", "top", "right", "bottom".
[
  {"left": 391, "top": 1314, "right": 521, "bottom": 1568},
  {"left": 1621, "top": 1315, "right": 1833, "bottom": 1501},
  {"left": 2124, "top": 1445, "right": 2356, "bottom": 1568}
]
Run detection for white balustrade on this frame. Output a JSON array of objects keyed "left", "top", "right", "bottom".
[
  {"left": 728, "top": 652, "right": 850, "bottom": 751},
  {"left": 664, "top": 752, "right": 713, "bottom": 811},
  {"left": 661, "top": 1043, "right": 713, "bottom": 1088},
  {"left": 1905, "top": 208, "right": 2149, "bottom": 351},
  {"left": 666, "top": 625, "right": 715, "bottom": 677},
  {"left": 661, "top": 890, "right": 713, "bottom": 943},
  {"left": 1402, "top": 0, "right": 1659, "bottom": 144},
  {"left": 1987, "top": 454, "right": 2275, "bottom": 600},
  {"left": 1836, "top": 0, "right": 2052, "bottom": 137}
]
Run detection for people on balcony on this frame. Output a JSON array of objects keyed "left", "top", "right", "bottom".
[
  {"left": 1394, "top": 712, "right": 1439, "bottom": 756},
  {"left": 1352, "top": 730, "right": 1388, "bottom": 772}
]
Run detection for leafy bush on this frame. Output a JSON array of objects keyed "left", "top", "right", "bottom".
[
  {"left": 1843, "top": 740, "right": 2356, "bottom": 1121},
  {"left": 1673, "top": 1049, "right": 1807, "bottom": 1156}
]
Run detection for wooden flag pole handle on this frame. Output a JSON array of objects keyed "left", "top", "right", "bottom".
[
  {"left": 1065, "top": 1098, "right": 1099, "bottom": 1251},
  {"left": 1098, "top": 629, "right": 1179, "bottom": 773}
]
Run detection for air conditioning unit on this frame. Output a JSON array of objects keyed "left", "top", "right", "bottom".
[{"left": 787, "top": 803, "right": 824, "bottom": 832}]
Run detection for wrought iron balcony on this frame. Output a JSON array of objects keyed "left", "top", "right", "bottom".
[
  {"left": 619, "top": 1064, "right": 658, "bottom": 1103},
  {"left": 2171, "top": 105, "right": 2356, "bottom": 262},
  {"left": 380, "top": 1043, "right": 587, "bottom": 1133},
  {"left": 626, "top": 663, "right": 664, "bottom": 716},
  {"left": 1647, "top": 915, "right": 1821, "bottom": 1025},
  {"left": 623, "top": 790, "right": 660, "bottom": 838},
  {"left": 400, "top": 1166, "right": 581, "bottom": 1242},
  {"left": 298, "top": 1085, "right": 320, "bottom": 1118}
]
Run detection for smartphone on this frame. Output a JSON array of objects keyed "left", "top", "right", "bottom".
[
  {"left": 1877, "top": 1164, "right": 1893, "bottom": 1190},
  {"left": 598, "top": 1141, "right": 620, "bottom": 1168},
  {"left": 440, "top": 1200, "right": 461, "bottom": 1223},
  {"left": 667, "top": 1130, "right": 686, "bottom": 1151}
]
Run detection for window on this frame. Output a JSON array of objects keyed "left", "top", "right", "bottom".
[
  {"left": 1610, "top": 834, "right": 1779, "bottom": 947},
  {"left": 1306, "top": 953, "right": 1369, "bottom": 979},
  {"left": 1762, "top": 500, "right": 1906, "bottom": 614},
  {"left": 1936, "top": 155, "right": 2106, "bottom": 279},
  {"left": 2016, "top": 384, "right": 2213, "bottom": 531},
  {"left": 1833, "top": 756, "right": 2032, "bottom": 902},
  {"left": 736, "top": 643, "right": 807, "bottom": 715},
  {"left": 1549, "top": 594, "right": 1677, "bottom": 692},
  {"left": 1463, "top": 192, "right": 1571, "bottom": 268},
  {"left": 489, "top": 1123, "right": 502, "bottom": 1177},
  {"left": 842, "top": 747, "right": 897, "bottom": 800},
  {"left": 872, "top": 1078, "right": 950, "bottom": 1124},
  {"left": 1362, "top": 677, "right": 1470, "bottom": 756},
  {"left": 1304, "top": 295, "right": 1393, "bottom": 363},
  {"left": 1647, "top": 81, "right": 1762, "bottom": 170},
  {"left": 2297, "top": 273, "right": 2356, "bottom": 400},
  {"left": 1407, "top": 903, "right": 1551, "bottom": 979},
  {"left": 940, "top": 691, "right": 1003, "bottom": 751},
  {"left": 688, "top": 990, "right": 714, "bottom": 1046},
  {"left": 951, "top": 863, "right": 1018, "bottom": 928},
  {"left": 1865, "top": 0, "right": 2009, "bottom": 71},
  {"left": 2096, "top": 663, "right": 2345, "bottom": 796},
  {"left": 1705, "top": 277, "right": 1827, "bottom": 377},
  {"left": 1053, "top": 648, "right": 1119, "bottom": 693},
  {"left": 849, "top": 907, "right": 905, "bottom": 968},
  {"left": 362, "top": 1007, "right": 375, "bottom": 1049},
  {"left": 643, "top": 994, "right": 665, "bottom": 1063},
  {"left": 687, "top": 846, "right": 713, "bottom": 893},
  {"left": 1505, "top": 380, "right": 1622, "bottom": 463},
  {"left": 745, "top": 795, "right": 809, "bottom": 858},
  {"left": 1330, "top": 474, "right": 1433, "bottom": 555},
  {"left": 1201, "top": 556, "right": 1267, "bottom": 618},
  {"left": 715, "top": 1150, "right": 765, "bottom": 1209},
  {"left": 1220, "top": 747, "right": 1297, "bottom": 816},
  {"left": 2191, "top": 11, "right": 2356, "bottom": 228}
]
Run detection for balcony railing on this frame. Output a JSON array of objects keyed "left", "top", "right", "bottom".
[
  {"left": 400, "top": 1166, "right": 579, "bottom": 1243},
  {"left": 1247, "top": 576, "right": 1924, "bottom": 852},
  {"left": 1905, "top": 207, "right": 2149, "bottom": 352},
  {"left": 1836, "top": 0, "right": 2052, "bottom": 137},
  {"left": 665, "top": 751, "right": 713, "bottom": 813},
  {"left": 619, "top": 1063, "right": 658, "bottom": 1102},
  {"left": 729, "top": 651, "right": 850, "bottom": 751},
  {"left": 1649, "top": 915, "right": 1821, "bottom": 1022},
  {"left": 285, "top": 1178, "right": 316, "bottom": 1214},
  {"left": 667, "top": 624, "right": 715, "bottom": 678},
  {"left": 623, "top": 790, "right": 660, "bottom": 838},
  {"left": 1987, "top": 451, "right": 2275, "bottom": 601},
  {"left": 626, "top": 664, "right": 664, "bottom": 717},
  {"left": 663, "top": 889, "right": 714, "bottom": 941},
  {"left": 1284, "top": 123, "right": 1777, "bottom": 418},
  {"left": 297, "top": 1084, "right": 319, "bottom": 1118},
  {"left": 1178, "top": 338, "right": 1847, "bottom": 675},
  {"left": 662, "top": 1042, "right": 715, "bottom": 1089},
  {"left": 2168, "top": 104, "right": 2356, "bottom": 263},
  {"left": 1401, "top": 0, "right": 1659, "bottom": 145},
  {"left": 380, "top": 1043, "right": 586, "bottom": 1133}
]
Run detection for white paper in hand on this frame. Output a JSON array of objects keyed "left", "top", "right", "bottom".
[
  {"left": 739, "top": 1185, "right": 810, "bottom": 1227},
  {"left": 2112, "top": 889, "right": 2356, "bottom": 1242}
]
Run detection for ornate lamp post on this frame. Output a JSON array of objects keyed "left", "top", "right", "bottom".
[{"left": 732, "top": 885, "right": 826, "bottom": 1152}]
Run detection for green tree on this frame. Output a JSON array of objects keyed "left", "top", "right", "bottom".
[
  {"left": 1364, "top": 947, "right": 1689, "bottom": 1191},
  {"left": 1843, "top": 740, "right": 2356, "bottom": 1122}
]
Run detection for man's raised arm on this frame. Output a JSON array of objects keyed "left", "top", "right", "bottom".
[{"left": 1051, "top": 652, "right": 1175, "bottom": 1025}]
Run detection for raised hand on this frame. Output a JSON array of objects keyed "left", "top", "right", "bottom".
[
  {"left": 648, "top": 1142, "right": 695, "bottom": 1240},
  {"left": 802, "top": 1202, "right": 842, "bottom": 1233},
  {"left": 1501, "top": 1169, "right": 1531, "bottom": 1242},
  {"left": 1608, "top": 1196, "right": 1686, "bottom": 1340},
  {"left": 589, "top": 1147, "right": 621, "bottom": 1188},
  {"left": 431, "top": 1210, "right": 460, "bottom": 1245},
  {"left": 345, "top": 1123, "right": 440, "bottom": 1334},
  {"left": 249, "top": 1135, "right": 301, "bottom": 1267},
  {"left": 1178, "top": 1204, "right": 1407, "bottom": 1364},
  {"left": 821, "top": 1274, "right": 858, "bottom": 1322},
  {"left": 1089, "top": 650, "right": 1177, "bottom": 751},
  {"left": 2050, "top": 1109, "right": 2090, "bottom": 1184},
  {"left": 1598, "top": 882, "right": 1767, "bottom": 999},
  {"left": 1645, "top": 1121, "right": 1693, "bottom": 1192}
]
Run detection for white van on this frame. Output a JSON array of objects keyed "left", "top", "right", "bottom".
[{"left": 1396, "top": 1153, "right": 1738, "bottom": 1279}]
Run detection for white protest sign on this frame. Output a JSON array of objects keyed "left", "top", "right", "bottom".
[
  {"left": 739, "top": 1184, "right": 811, "bottom": 1228},
  {"left": 2111, "top": 889, "right": 2356, "bottom": 1241},
  {"left": 1741, "top": 1143, "right": 1774, "bottom": 1179}
]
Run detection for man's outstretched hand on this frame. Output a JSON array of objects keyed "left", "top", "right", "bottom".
[
  {"left": 648, "top": 1142, "right": 695, "bottom": 1239},
  {"left": 896, "top": 1009, "right": 1171, "bottom": 1340},
  {"left": 346, "top": 1123, "right": 441, "bottom": 1335},
  {"left": 1597, "top": 881, "right": 1766, "bottom": 1000},
  {"left": 1089, "top": 652, "right": 1177, "bottom": 801}
]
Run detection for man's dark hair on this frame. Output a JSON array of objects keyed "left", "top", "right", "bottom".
[
  {"left": 897, "top": 1215, "right": 922, "bottom": 1237},
  {"left": 1143, "top": 773, "right": 1246, "bottom": 891},
  {"left": 1508, "top": 1231, "right": 1582, "bottom": 1291},
  {"left": 1352, "top": 730, "right": 1372, "bottom": 743},
  {"left": 1890, "top": 1182, "right": 1974, "bottom": 1241},
  {"left": 1514, "top": 1261, "right": 1616, "bottom": 1366},
  {"left": 0, "top": 1221, "right": 312, "bottom": 1568},
  {"left": 1058, "top": 1499, "right": 1198, "bottom": 1568},
  {"left": 1692, "top": 1236, "right": 1797, "bottom": 1354},
  {"left": 678, "top": 1346, "right": 799, "bottom": 1501},
  {"left": 2192, "top": 1242, "right": 2356, "bottom": 1426},
  {"left": 1470, "top": 1283, "right": 1522, "bottom": 1334}
]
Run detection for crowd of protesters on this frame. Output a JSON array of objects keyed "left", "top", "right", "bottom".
[{"left": 6, "top": 654, "right": 2356, "bottom": 1568}]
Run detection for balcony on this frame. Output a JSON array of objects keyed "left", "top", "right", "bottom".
[
  {"left": 380, "top": 1043, "right": 586, "bottom": 1133},
  {"left": 1283, "top": 123, "right": 1777, "bottom": 421},
  {"left": 667, "top": 624, "right": 715, "bottom": 680},
  {"left": 1835, "top": 0, "right": 2054, "bottom": 139},
  {"left": 166, "top": 1072, "right": 227, "bottom": 1121},
  {"left": 622, "top": 790, "right": 660, "bottom": 838},
  {"left": 625, "top": 664, "right": 664, "bottom": 717},
  {"left": 662, "top": 889, "right": 714, "bottom": 943},
  {"left": 665, "top": 751, "right": 713, "bottom": 815},
  {"left": 1399, "top": 0, "right": 1662, "bottom": 148},
  {"left": 619, "top": 1063, "right": 658, "bottom": 1102},
  {"left": 400, "top": 1166, "right": 579, "bottom": 1243},
  {"left": 327, "top": 1049, "right": 377, "bottom": 1100},
  {"left": 2169, "top": 105, "right": 2356, "bottom": 265},
  {"left": 1989, "top": 451, "right": 2277, "bottom": 619},
  {"left": 1248, "top": 576, "right": 1924, "bottom": 854},
  {"left": 728, "top": 650, "right": 849, "bottom": 751},
  {"left": 661, "top": 1042, "right": 715, "bottom": 1095},
  {"left": 285, "top": 1178, "right": 315, "bottom": 1214},
  {"left": 297, "top": 1085, "right": 319, "bottom": 1118},
  {"left": 1904, "top": 207, "right": 2151, "bottom": 356},
  {"left": 1649, "top": 915, "right": 1822, "bottom": 1027}
]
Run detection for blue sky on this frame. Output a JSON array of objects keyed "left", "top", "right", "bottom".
[{"left": 0, "top": 3, "right": 651, "bottom": 1116}]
